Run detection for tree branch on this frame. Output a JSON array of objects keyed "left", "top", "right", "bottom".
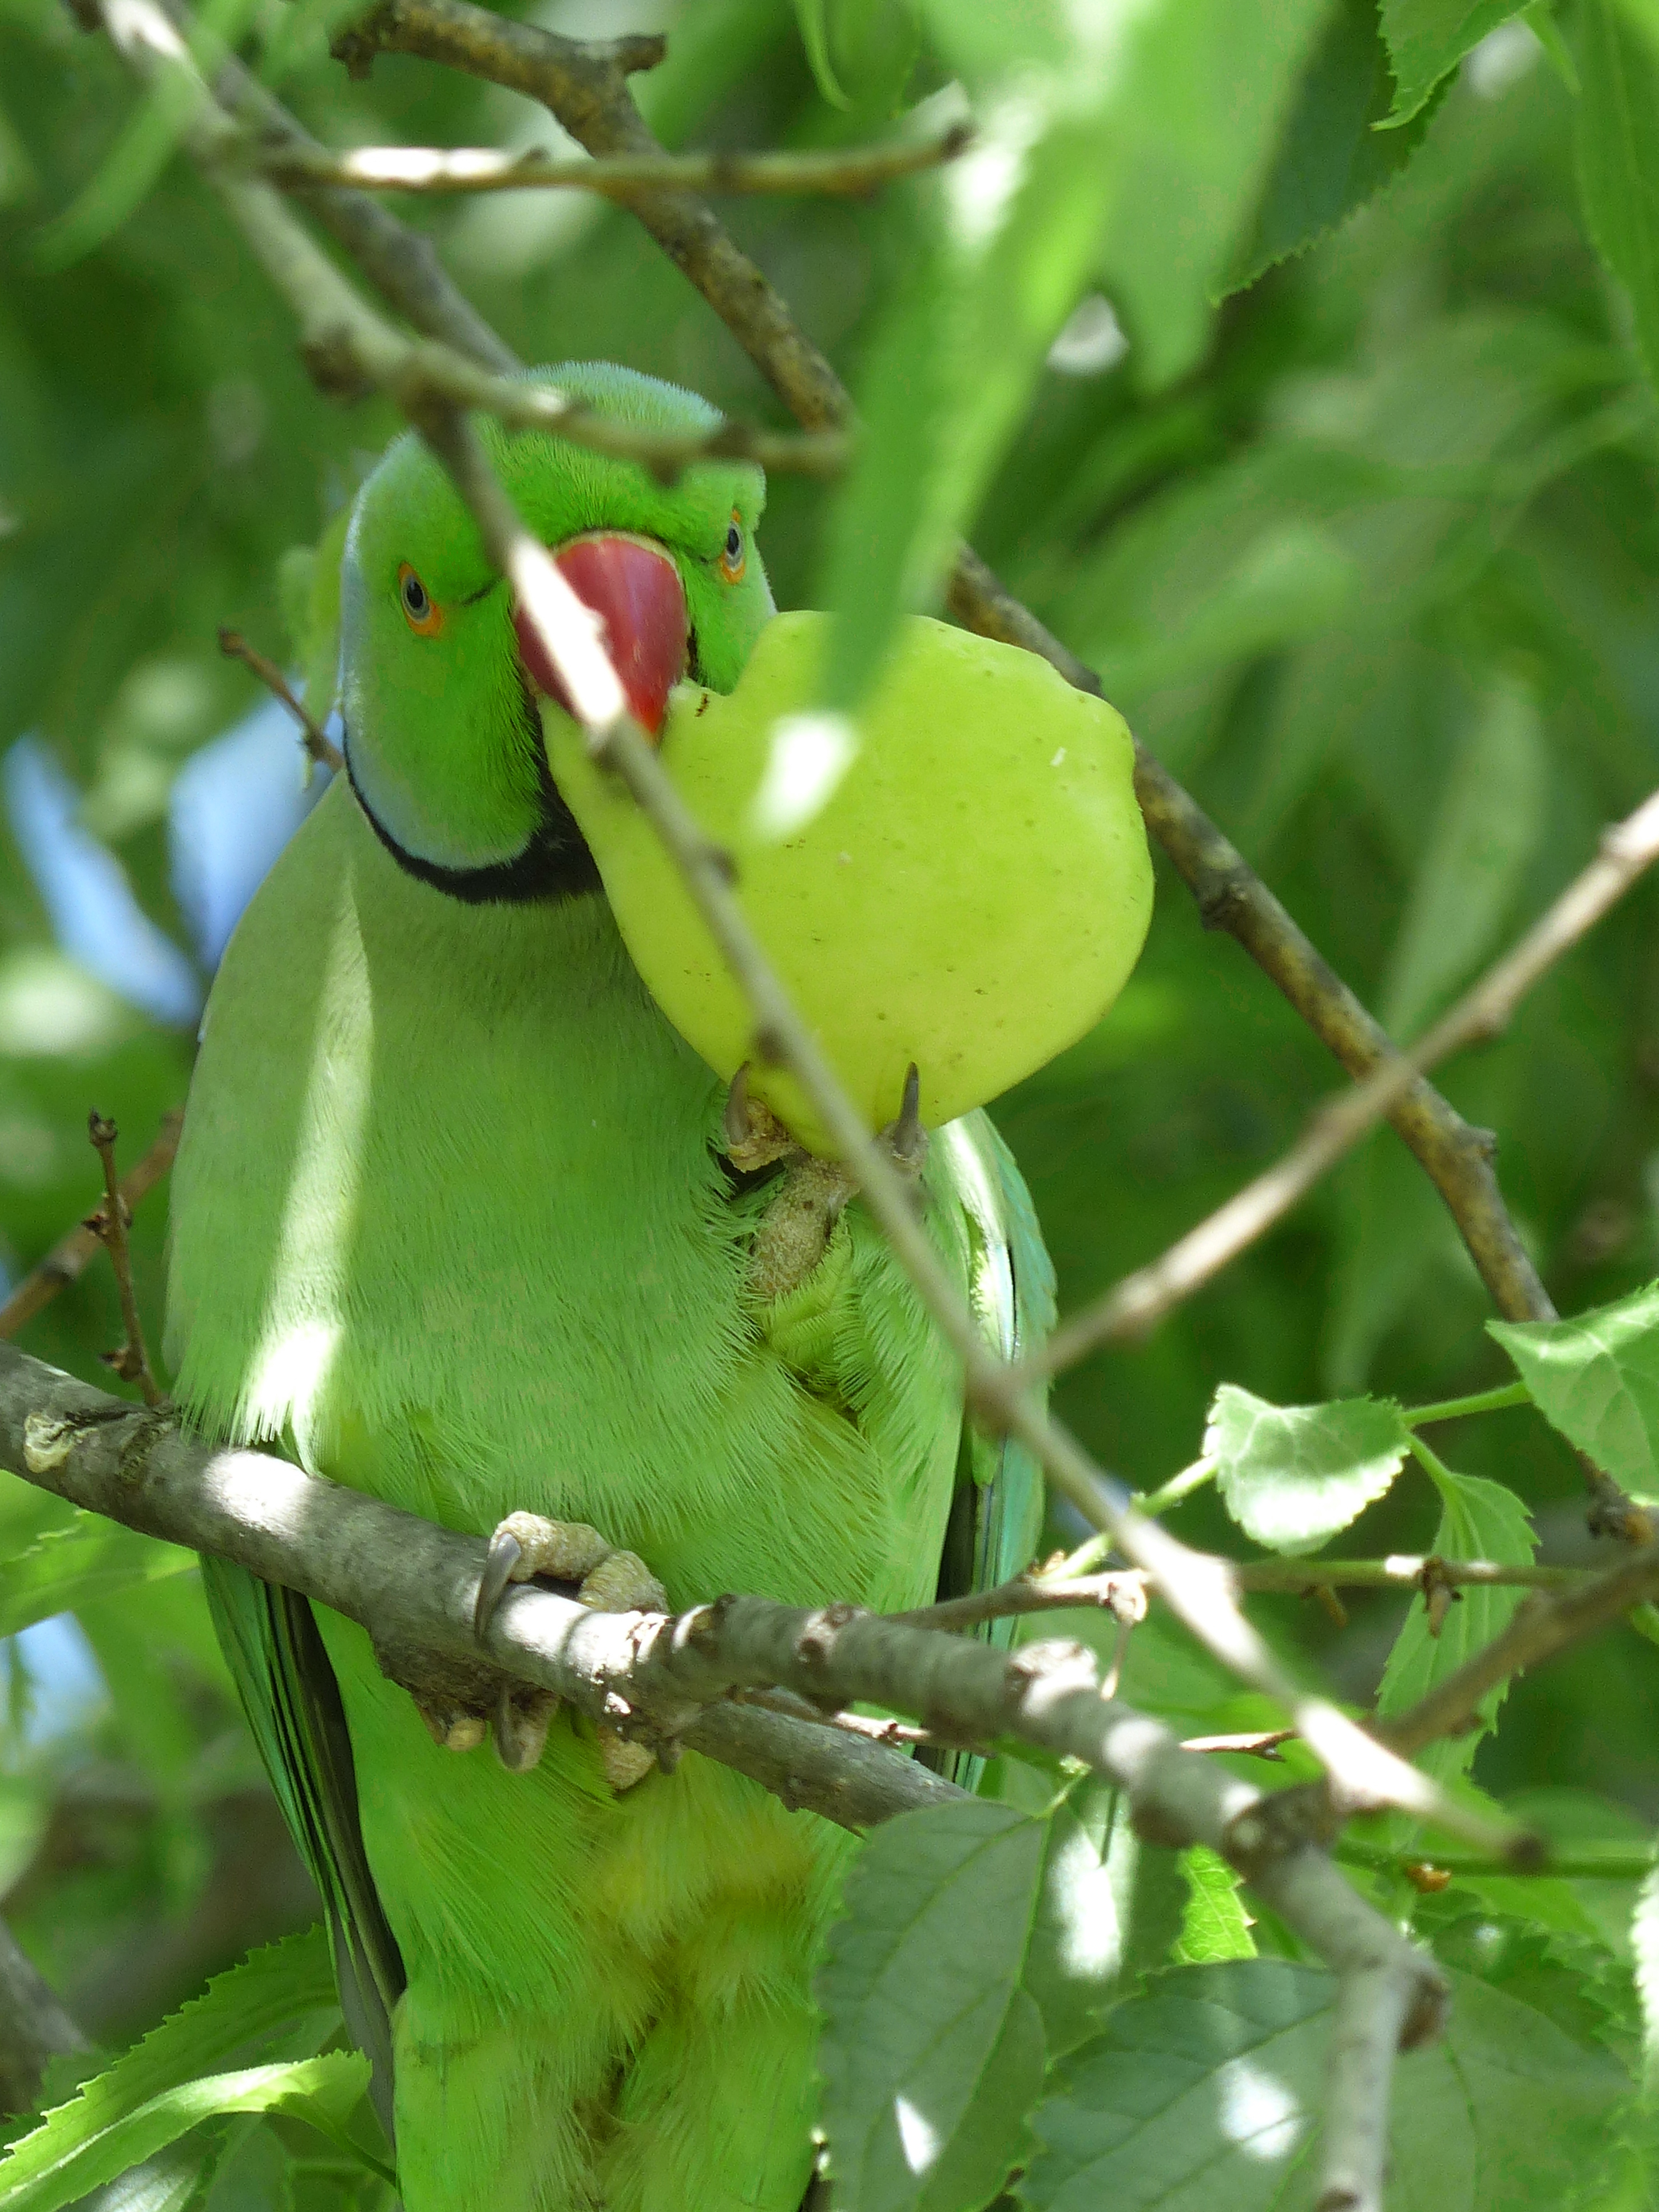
[
  {"left": 256, "top": 129, "right": 969, "bottom": 199},
  {"left": 0, "top": 1333, "right": 1449, "bottom": 2182},
  {"left": 104, "top": 0, "right": 840, "bottom": 476},
  {"left": 85, "top": 1115, "right": 164, "bottom": 1408},
  {"left": 0, "top": 1337, "right": 952, "bottom": 1833},
  {"left": 1036, "top": 788, "right": 1659, "bottom": 1377}
]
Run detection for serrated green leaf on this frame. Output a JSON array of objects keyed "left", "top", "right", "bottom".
[
  {"left": 0, "top": 2056, "right": 375, "bottom": 2212},
  {"left": 1381, "top": 674, "right": 1548, "bottom": 1038},
  {"left": 1574, "top": 0, "right": 1659, "bottom": 394},
  {"left": 816, "top": 1800, "right": 1046, "bottom": 2211},
  {"left": 0, "top": 1931, "right": 341, "bottom": 2212},
  {"left": 1021, "top": 1957, "right": 1627, "bottom": 2209},
  {"left": 1022, "top": 1781, "right": 1185, "bottom": 2059},
  {"left": 1379, "top": 0, "right": 1531, "bottom": 125},
  {"left": 1225, "top": 0, "right": 1447, "bottom": 295},
  {"left": 0, "top": 1514, "right": 194, "bottom": 1640},
  {"left": 1375, "top": 1464, "right": 1537, "bottom": 1784},
  {"left": 1173, "top": 1848, "right": 1258, "bottom": 1964},
  {"left": 1205, "top": 1384, "right": 1411, "bottom": 1554},
  {"left": 1490, "top": 1284, "right": 1659, "bottom": 1488},
  {"left": 1088, "top": 0, "right": 1335, "bottom": 392}
]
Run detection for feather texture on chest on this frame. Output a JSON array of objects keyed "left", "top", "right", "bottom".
[{"left": 167, "top": 779, "right": 965, "bottom": 1617}]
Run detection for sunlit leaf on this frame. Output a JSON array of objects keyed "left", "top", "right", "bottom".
[
  {"left": 816, "top": 1800, "right": 1046, "bottom": 2211},
  {"left": 1022, "top": 1780, "right": 1185, "bottom": 2059},
  {"left": 1490, "top": 1283, "right": 1659, "bottom": 1490},
  {"left": 1173, "top": 1848, "right": 1257, "bottom": 1964},
  {"left": 1022, "top": 1958, "right": 1626, "bottom": 2210},
  {"left": 1205, "top": 1385, "right": 1411, "bottom": 1554},
  {"left": 1632, "top": 1863, "right": 1659, "bottom": 2090},
  {"left": 819, "top": 0, "right": 1330, "bottom": 705},
  {"left": 0, "top": 1931, "right": 341, "bottom": 2212},
  {"left": 0, "top": 2055, "right": 377, "bottom": 2212}
]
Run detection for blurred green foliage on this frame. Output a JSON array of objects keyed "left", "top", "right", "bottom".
[{"left": 6, "top": 0, "right": 1659, "bottom": 2199}]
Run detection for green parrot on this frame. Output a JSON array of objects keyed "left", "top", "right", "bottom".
[{"left": 165, "top": 363, "right": 1053, "bottom": 2212}]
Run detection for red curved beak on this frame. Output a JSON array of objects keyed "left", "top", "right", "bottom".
[{"left": 513, "top": 533, "right": 688, "bottom": 738}]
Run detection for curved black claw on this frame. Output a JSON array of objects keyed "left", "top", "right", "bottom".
[
  {"left": 474, "top": 1527, "right": 523, "bottom": 1640},
  {"left": 724, "top": 1060, "right": 755, "bottom": 1151},
  {"left": 887, "top": 1062, "right": 926, "bottom": 1177}
]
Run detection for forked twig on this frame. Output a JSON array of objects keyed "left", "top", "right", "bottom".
[
  {"left": 0, "top": 1110, "right": 182, "bottom": 1341},
  {"left": 85, "top": 1114, "right": 165, "bottom": 1408},
  {"left": 217, "top": 626, "right": 344, "bottom": 773}
]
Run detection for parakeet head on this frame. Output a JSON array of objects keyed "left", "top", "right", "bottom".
[{"left": 340, "top": 362, "right": 774, "bottom": 902}]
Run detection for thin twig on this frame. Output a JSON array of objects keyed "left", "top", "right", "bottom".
[
  {"left": 85, "top": 1115, "right": 165, "bottom": 1408},
  {"left": 1037, "top": 789, "right": 1659, "bottom": 1378},
  {"left": 890, "top": 1554, "right": 1594, "bottom": 1633},
  {"left": 729, "top": 1684, "right": 982, "bottom": 1756},
  {"left": 96, "top": 0, "right": 842, "bottom": 478},
  {"left": 256, "top": 128, "right": 969, "bottom": 198},
  {"left": 335, "top": 0, "right": 1556, "bottom": 1347},
  {"left": 217, "top": 626, "right": 344, "bottom": 773},
  {"left": 1337, "top": 1838, "right": 1655, "bottom": 1881},
  {"left": 0, "top": 1111, "right": 181, "bottom": 1341},
  {"left": 1237, "top": 1555, "right": 1585, "bottom": 1595},
  {"left": 1182, "top": 1729, "right": 1296, "bottom": 1761},
  {"left": 1379, "top": 1542, "right": 1659, "bottom": 1758}
]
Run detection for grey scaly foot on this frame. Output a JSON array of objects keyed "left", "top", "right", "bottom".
[{"left": 474, "top": 1512, "right": 666, "bottom": 1787}]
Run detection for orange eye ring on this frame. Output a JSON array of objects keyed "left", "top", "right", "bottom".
[
  {"left": 718, "top": 511, "right": 746, "bottom": 586},
  {"left": 398, "top": 562, "right": 444, "bottom": 637}
]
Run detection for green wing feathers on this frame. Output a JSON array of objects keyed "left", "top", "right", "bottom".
[
  {"left": 926, "top": 1113, "right": 1055, "bottom": 1790},
  {"left": 200, "top": 1557, "right": 404, "bottom": 2139}
]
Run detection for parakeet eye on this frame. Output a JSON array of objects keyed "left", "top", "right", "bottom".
[
  {"left": 398, "top": 563, "right": 443, "bottom": 636},
  {"left": 719, "top": 515, "right": 746, "bottom": 585}
]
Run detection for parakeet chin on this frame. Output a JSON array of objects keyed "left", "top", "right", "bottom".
[{"left": 165, "top": 362, "right": 1054, "bottom": 2212}]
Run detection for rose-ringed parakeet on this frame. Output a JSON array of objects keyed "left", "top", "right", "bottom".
[{"left": 165, "top": 363, "right": 1053, "bottom": 2212}]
